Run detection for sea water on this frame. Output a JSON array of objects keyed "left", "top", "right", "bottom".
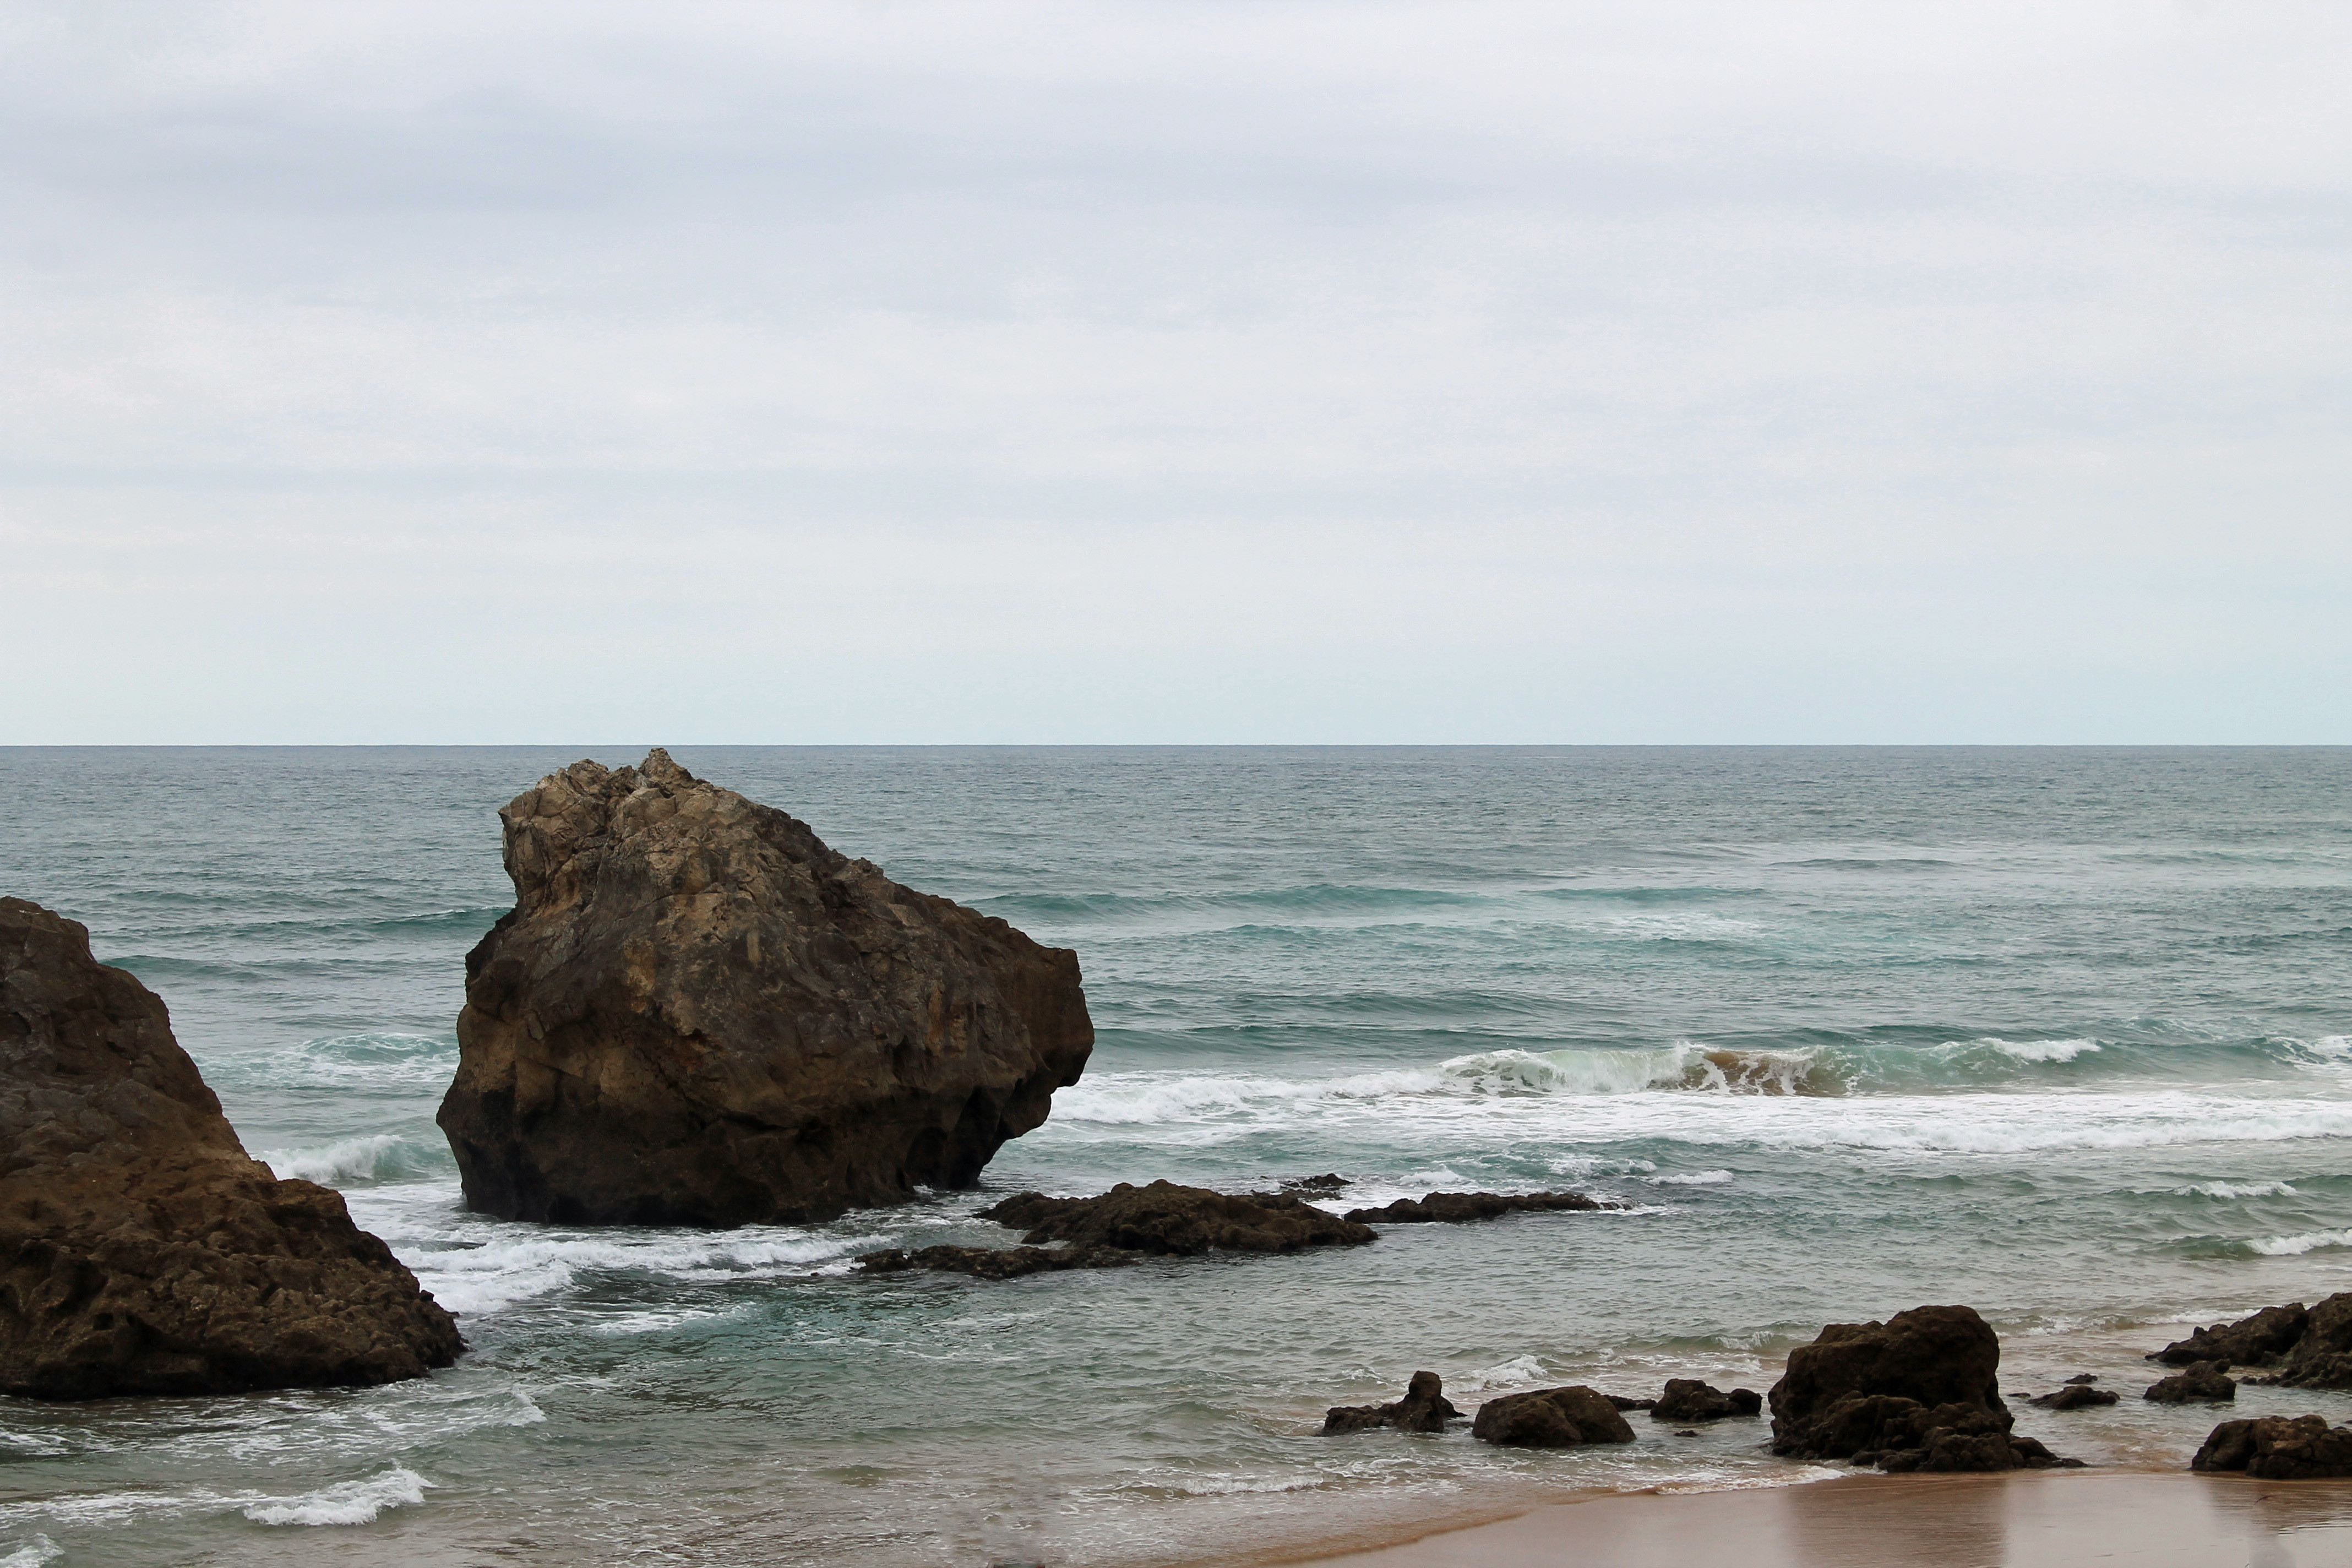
[{"left": 2, "top": 746, "right": 2350, "bottom": 1566}]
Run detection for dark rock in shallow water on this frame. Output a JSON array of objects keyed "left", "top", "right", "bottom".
[
  {"left": 0, "top": 899, "right": 462, "bottom": 1400},
  {"left": 856, "top": 1244, "right": 1142, "bottom": 1280},
  {"left": 1768, "top": 1305, "right": 2067, "bottom": 1472},
  {"left": 2032, "top": 1384, "right": 2121, "bottom": 1410},
  {"left": 2271, "top": 1293, "right": 2352, "bottom": 1390},
  {"left": 437, "top": 750, "right": 1095, "bottom": 1227},
  {"left": 979, "top": 1181, "right": 1375, "bottom": 1256},
  {"left": 2193, "top": 1414, "right": 2352, "bottom": 1478},
  {"left": 1284, "top": 1173, "right": 1350, "bottom": 1191},
  {"left": 2145, "top": 1361, "right": 2237, "bottom": 1403},
  {"left": 1471, "top": 1386, "right": 1637, "bottom": 1447},
  {"left": 1323, "top": 1370, "right": 1461, "bottom": 1434},
  {"left": 2151, "top": 1303, "right": 2307, "bottom": 1368},
  {"left": 1651, "top": 1379, "right": 1763, "bottom": 1422},
  {"left": 2065, "top": 1373, "right": 2098, "bottom": 1384},
  {"left": 1341, "top": 1191, "right": 1619, "bottom": 1224},
  {"left": 1604, "top": 1393, "right": 1657, "bottom": 1412}
]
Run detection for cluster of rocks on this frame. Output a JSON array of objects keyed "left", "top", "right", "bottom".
[
  {"left": 1322, "top": 1372, "right": 1762, "bottom": 1445},
  {"left": 1341, "top": 1191, "right": 1623, "bottom": 1223},
  {"left": 1, "top": 900, "right": 462, "bottom": 1400},
  {"left": 2193, "top": 1415, "right": 2352, "bottom": 1478},
  {"left": 2146, "top": 1295, "right": 2352, "bottom": 1389}
]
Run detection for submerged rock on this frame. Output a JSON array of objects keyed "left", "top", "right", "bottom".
[
  {"left": 0, "top": 899, "right": 462, "bottom": 1400},
  {"left": 2150, "top": 1303, "right": 2308, "bottom": 1368},
  {"left": 2193, "top": 1414, "right": 2352, "bottom": 1478},
  {"left": 1323, "top": 1370, "right": 1461, "bottom": 1435},
  {"left": 1651, "top": 1378, "right": 1763, "bottom": 1422},
  {"left": 856, "top": 1244, "right": 1141, "bottom": 1280},
  {"left": 1471, "top": 1386, "right": 1637, "bottom": 1447},
  {"left": 2031, "top": 1384, "right": 2121, "bottom": 1410},
  {"left": 438, "top": 750, "right": 1095, "bottom": 1227},
  {"left": 979, "top": 1181, "right": 1375, "bottom": 1256},
  {"left": 2144, "top": 1361, "right": 2236, "bottom": 1403},
  {"left": 1341, "top": 1191, "right": 1619, "bottom": 1224},
  {"left": 1768, "top": 1305, "right": 2067, "bottom": 1472}
]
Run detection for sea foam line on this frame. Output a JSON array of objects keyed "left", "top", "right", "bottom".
[{"left": 243, "top": 1467, "right": 433, "bottom": 1527}]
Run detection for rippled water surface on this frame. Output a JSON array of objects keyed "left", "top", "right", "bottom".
[{"left": 4, "top": 747, "right": 2351, "bottom": 1566}]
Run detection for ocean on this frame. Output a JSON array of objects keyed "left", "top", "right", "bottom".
[{"left": 3, "top": 745, "right": 2350, "bottom": 1567}]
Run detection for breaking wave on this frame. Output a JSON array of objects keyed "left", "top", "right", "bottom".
[
  {"left": 259, "top": 1134, "right": 451, "bottom": 1187},
  {"left": 243, "top": 1467, "right": 432, "bottom": 1527}
]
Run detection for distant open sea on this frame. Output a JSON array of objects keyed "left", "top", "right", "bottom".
[{"left": 4, "top": 747, "right": 2352, "bottom": 1567}]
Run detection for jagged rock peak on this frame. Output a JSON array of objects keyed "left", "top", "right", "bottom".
[
  {"left": 0, "top": 897, "right": 462, "bottom": 1400},
  {"left": 439, "top": 750, "right": 1095, "bottom": 1227}
]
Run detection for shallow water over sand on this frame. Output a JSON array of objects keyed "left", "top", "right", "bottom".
[{"left": 3, "top": 746, "right": 2351, "bottom": 1565}]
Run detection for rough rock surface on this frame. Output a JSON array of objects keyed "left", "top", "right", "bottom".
[
  {"left": 2144, "top": 1361, "right": 2236, "bottom": 1403},
  {"left": 1472, "top": 1386, "right": 1637, "bottom": 1447},
  {"left": 1768, "top": 1305, "right": 2066, "bottom": 1472},
  {"left": 2030, "top": 1384, "right": 2120, "bottom": 1410},
  {"left": 1, "top": 899, "right": 462, "bottom": 1400},
  {"left": 978, "top": 1182, "right": 1376, "bottom": 1255},
  {"left": 1323, "top": 1371, "right": 1461, "bottom": 1434},
  {"left": 2151, "top": 1303, "right": 2307, "bottom": 1368},
  {"left": 2272, "top": 1293, "right": 2352, "bottom": 1390},
  {"left": 438, "top": 750, "right": 1095, "bottom": 1227},
  {"left": 2192, "top": 1415, "right": 2352, "bottom": 1478},
  {"left": 1651, "top": 1378, "right": 1763, "bottom": 1422},
  {"left": 1341, "top": 1191, "right": 1619, "bottom": 1224}
]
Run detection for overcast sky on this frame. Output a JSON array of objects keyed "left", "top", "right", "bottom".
[{"left": 3, "top": 1, "right": 2345, "bottom": 743}]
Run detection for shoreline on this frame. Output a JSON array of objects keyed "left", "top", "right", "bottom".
[{"left": 1246, "top": 1468, "right": 2352, "bottom": 1568}]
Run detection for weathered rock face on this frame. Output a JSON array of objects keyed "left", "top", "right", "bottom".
[
  {"left": 1324, "top": 1371, "right": 1461, "bottom": 1435},
  {"left": 2151, "top": 1303, "right": 2307, "bottom": 1368},
  {"left": 1768, "top": 1305, "right": 2066, "bottom": 1472},
  {"left": 2193, "top": 1415, "right": 2352, "bottom": 1478},
  {"left": 978, "top": 1182, "right": 1376, "bottom": 1255},
  {"left": 1341, "top": 1191, "right": 1619, "bottom": 1224},
  {"left": 2144, "top": 1361, "right": 2236, "bottom": 1403},
  {"left": 438, "top": 751, "right": 1095, "bottom": 1227},
  {"left": 2272, "top": 1293, "right": 2352, "bottom": 1390},
  {"left": 1651, "top": 1378, "right": 1763, "bottom": 1422},
  {"left": 1471, "top": 1386, "right": 1637, "bottom": 1447},
  {"left": 1, "top": 899, "right": 462, "bottom": 1400}
]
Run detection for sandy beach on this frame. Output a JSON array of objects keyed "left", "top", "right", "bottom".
[{"left": 1272, "top": 1470, "right": 2352, "bottom": 1568}]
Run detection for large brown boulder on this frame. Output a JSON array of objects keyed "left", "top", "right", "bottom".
[
  {"left": 437, "top": 751, "right": 1095, "bottom": 1226},
  {"left": 2193, "top": 1414, "right": 2352, "bottom": 1478},
  {"left": 1768, "top": 1305, "right": 2064, "bottom": 1472},
  {"left": 0, "top": 899, "right": 462, "bottom": 1400},
  {"left": 978, "top": 1181, "right": 1376, "bottom": 1255},
  {"left": 2144, "top": 1361, "right": 2236, "bottom": 1403},
  {"left": 1471, "top": 1386, "right": 1637, "bottom": 1447}
]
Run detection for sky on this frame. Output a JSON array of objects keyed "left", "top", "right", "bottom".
[{"left": 2, "top": 1, "right": 2346, "bottom": 743}]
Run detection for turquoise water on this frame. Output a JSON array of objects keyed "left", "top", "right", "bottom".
[{"left": 4, "top": 746, "right": 2352, "bottom": 1566}]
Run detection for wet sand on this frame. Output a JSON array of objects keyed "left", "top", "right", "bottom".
[{"left": 1276, "top": 1470, "right": 2352, "bottom": 1568}]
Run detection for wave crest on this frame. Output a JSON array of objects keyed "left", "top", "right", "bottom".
[{"left": 243, "top": 1467, "right": 432, "bottom": 1527}]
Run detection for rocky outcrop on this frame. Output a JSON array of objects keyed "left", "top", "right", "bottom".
[
  {"left": 438, "top": 750, "right": 1095, "bottom": 1227},
  {"left": 979, "top": 1182, "right": 1375, "bottom": 1255},
  {"left": 1651, "top": 1378, "right": 1763, "bottom": 1422},
  {"left": 1342, "top": 1191, "right": 1618, "bottom": 1224},
  {"left": 2144, "top": 1362, "right": 2235, "bottom": 1403},
  {"left": 1471, "top": 1386, "right": 1637, "bottom": 1447},
  {"left": 1768, "top": 1305, "right": 2067, "bottom": 1472},
  {"left": 1324, "top": 1371, "right": 1461, "bottom": 1434},
  {"left": 1, "top": 899, "right": 462, "bottom": 1400},
  {"left": 2193, "top": 1415, "right": 2352, "bottom": 1478},
  {"left": 2150, "top": 1303, "right": 2307, "bottom": 1368}
]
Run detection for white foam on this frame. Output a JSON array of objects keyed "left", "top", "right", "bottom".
[
  {"left": 243, "top": 1466, "right": 432, "bottom": 1527},
  {"left": 1652, "top": 1465, "right": 1845, "bottom": 1494},
  {"left": 1652, "top": 1170, "right": 1735, "bottom": 1186},
  {"left": 2249, "top": 1228, "right": 2352, "bottom": 1257},
  {"left": 1455, "top": 1354, "right": 1550, "bottom": 1392},
  {"left": 0, "top": 1537, "right": 61, "bottom": 1568},
  {"left": 1969, "top": 1037, "right": 2102, "bottom": 1064},
  {"left": 406, "top": 1228, "right": 883, "bottom": 1316},
  {"left": 2180, "top": 1180, "right": 2299, "bottom": 1199},
  {"left": 260, "top": 1134, "right": 410, "bottom": 1186}
]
